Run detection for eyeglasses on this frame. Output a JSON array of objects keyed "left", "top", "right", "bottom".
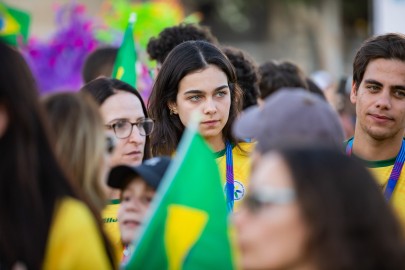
[
  {"left": 106, "top": 118, "right": 154, "bottom": 139},
  {"left": 243, "top": 188, "right": 295, "bottom": 214}
]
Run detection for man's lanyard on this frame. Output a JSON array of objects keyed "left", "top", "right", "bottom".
[
  {"left": 225, "top": 141, "right": 234, "bottom": 212},
  {"left": 346, "top": 138, "right": 405, "bottom": 201}
]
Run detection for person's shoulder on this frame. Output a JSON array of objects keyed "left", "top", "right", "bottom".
[
  {"left": 236, "top": 141, "right": 256, "bottom": 153},
  {"left": 54, "top": 197, "right": 97, "bottom": 229}
]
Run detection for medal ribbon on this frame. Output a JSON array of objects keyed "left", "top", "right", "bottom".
[
  {"left": 225, "top": 141, "right": 234, "bottom": 212},
  {"left": 346, "top": 138, "right": 405, "bottom": 201}
]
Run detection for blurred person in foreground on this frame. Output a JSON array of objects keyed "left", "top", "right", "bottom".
[
  {"left": 107, "top": 157, "right": 171, "bottom": 264},
  {"left": 42, "top": 92, "right": 113, "bottom": 212},
  {"left": 346, "top": 33, "right": 405, "bottom": 224},
  {"left": 0, "top": 41, "right": 116, "bottom": 268},
  {"left": 233, "top": 88, "right": 344, "bottom": 164},
  {"left": 222, "top": 46, "right": 261, "bottom": 110},
  {"left": 234, "top": 147, "right": 405, "bottom": 270}
]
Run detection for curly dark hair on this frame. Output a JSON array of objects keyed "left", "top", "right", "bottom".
[
  {"left": 259, "top": 60, "right": 308, "bottom": 99},
  {"left": 222, "top": 46, "right": 260, "bottom": 109},
  {"left": 146, "top": 23, "right": 218, "bottom": 64}
]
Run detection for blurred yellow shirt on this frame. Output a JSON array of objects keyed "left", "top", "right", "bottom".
[
  {"left": 43, "top": 197, "right": 112, "bottom": 270},
  {"left": 102, "top": 200, "right": 123, "bottom": 262}
]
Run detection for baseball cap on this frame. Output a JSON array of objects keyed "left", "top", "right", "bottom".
[
  {"left": 108, "top": 156, "right": 171, "bottom": 190},
  {"left": 233, "top": 88, "right": 344, "bottom": 153}
]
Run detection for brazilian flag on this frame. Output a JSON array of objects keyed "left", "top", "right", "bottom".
[
  {"left": 112, "top": 13, "right": 137, "bottom": 88},
  {"left": 0, "top": 4, "right": 30, "bottom": 46},
  {"left": 126, "top": 118, "right": 237, "bottom": 269}
]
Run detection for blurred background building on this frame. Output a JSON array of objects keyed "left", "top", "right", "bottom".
[{"left": 5, "top": 0, "right": 405, "bottom": 86}]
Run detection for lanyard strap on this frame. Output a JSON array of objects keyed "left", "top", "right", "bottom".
[
  {"left": 225, "top": 141, "right": 234, "bottom": 212},
  {"left": 346, "top": 138, "right": 405, "bottom": 201}
]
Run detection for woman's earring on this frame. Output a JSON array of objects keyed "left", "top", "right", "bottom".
[{"left": 169, "top": 108, "right": 177, "bottom": 115}]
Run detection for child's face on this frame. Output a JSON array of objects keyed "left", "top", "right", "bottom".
[{"left": 118, "top": 177, "right": 156, "bottom": 245}]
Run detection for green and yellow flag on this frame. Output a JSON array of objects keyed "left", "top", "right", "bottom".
[
  {"left": 0, "top": 4, "right": 30, "bottom": 46},
  {"left": 126, "top": 119, "right": 237, "bottom": 270},
  {"left": 112, "top": 13, "right": 137, "bottom": 87}
]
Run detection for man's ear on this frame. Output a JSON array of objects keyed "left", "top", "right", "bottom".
[
  {"left": 350, "top": 81, "right": 358, "bottom": 105},
  {"left": 167, "top": 101, "right": 178, "bottom": 115}
]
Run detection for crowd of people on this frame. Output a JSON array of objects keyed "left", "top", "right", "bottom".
[{"left": 1, "top": 22, "right": 405, "bottom": 269}]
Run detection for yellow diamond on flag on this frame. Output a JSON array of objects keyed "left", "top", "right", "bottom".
[
  {"left": 165, "top": 205, "right": 208, "bottom": 270},
  {"left": 116, "top": 66, "right": 125, "bottom": 80},
  {"left": 0, "top": 7, "right": 20, "bottom": 35}
]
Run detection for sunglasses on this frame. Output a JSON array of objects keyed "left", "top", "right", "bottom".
[{"left": 243, "top": 188, "right": 295, "bottom": 214}]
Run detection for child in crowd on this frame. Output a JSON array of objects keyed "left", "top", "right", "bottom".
[{"left": 107, "top": 157, "right": 171, "bottom": 263}]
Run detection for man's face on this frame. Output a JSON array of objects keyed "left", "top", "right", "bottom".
[{"left": 351, "top": 58, "right": 405, "bottom": 141}]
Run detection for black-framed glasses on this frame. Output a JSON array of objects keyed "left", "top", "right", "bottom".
[
  {"left": 243, "top": 188, "right": 295, "bottom": 214},
  {"left": 106, "top": 118, "right": 154, "bottom": 139}
]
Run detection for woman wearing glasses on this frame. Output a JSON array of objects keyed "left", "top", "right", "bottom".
[
  {"left": 234, "top": 148, "right": 405, "bottom": 270},
  {"left": 81, "top": 78, "right": 153, "bottom": 167},
  {"left": 148, "top": 40, "right": 253, "bottom": 212},
  {"left": 81, "top": 77, "right": 153, "bottom": 260}
]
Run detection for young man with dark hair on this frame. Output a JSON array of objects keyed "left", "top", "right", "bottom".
[{"left": 346, "top": 33, "right": 405, "bottom": 224}]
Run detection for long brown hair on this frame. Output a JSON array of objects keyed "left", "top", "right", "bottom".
[
  {"left": 0, "top": 42, "right": 115, "bottom": 269},
  {"left": 279, "top": 147, "right": 405, "bottom": 270},
  {"left": 42, "top": 92, "right": 107, "bottom": 211}
]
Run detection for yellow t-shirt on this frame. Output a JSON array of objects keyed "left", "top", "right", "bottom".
[
  {"left": 102, "top": 200, "right": 123, "bottom": 261},
  {"left": 366, "top": 158, "right": 405, "bottom": 226},
  {"left": 43, "top": 197, "right": 112, "bottom": 270},
  {"left": 215, "top": 142, "right": 254, "bottom": 211}
]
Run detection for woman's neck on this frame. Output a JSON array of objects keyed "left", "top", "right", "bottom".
[{"left": 205, "top": 135, "right": 226, "bottom": 152}]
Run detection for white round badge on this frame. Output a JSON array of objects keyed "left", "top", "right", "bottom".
[{"left": 224, "top": 180, "right": 245, "bottom": 201}]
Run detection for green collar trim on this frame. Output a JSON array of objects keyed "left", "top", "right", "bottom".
[
  {"left": 213, "top": 142, "right": 235, "bottom": 158},
  {"left": 214, "top": 148, "right": 226, "bottom": 158},
  {"left": 356, "top": 156, "right": 396, "bottom": 168},
  {"left": 345, "top": 137, "right": 398, "bottom": 168},
  {"left": 109, "top": 199, "right": 120, "bottom": 205}
]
